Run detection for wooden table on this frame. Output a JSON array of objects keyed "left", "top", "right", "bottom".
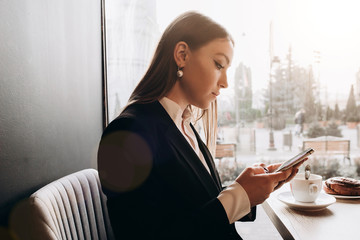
[{"left": 262, "top": 183, "right": 360, "bottom": 240}]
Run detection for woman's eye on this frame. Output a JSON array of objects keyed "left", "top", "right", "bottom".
[{"left": 214, "top": 60, "right": 224, "bottom": 70}]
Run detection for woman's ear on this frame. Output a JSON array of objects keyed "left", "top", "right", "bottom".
[{"left": 174, "top": 41, "right": 189, "bottom": 68}]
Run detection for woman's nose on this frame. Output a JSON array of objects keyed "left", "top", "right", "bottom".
[{"left": 218, "top": 74, "right": 228, "bottom": 89}]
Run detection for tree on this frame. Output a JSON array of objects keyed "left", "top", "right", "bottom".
[
  {"left": 264, "top": 55, "right": 317, "bottom": 125},
  {"left": 334, "top": 103, "right": 341, "bottom": 120},
  {"left": 345, "top": 85, "right": 358, "bottom": 122},
  {"left": 234, "top": 63, "right": 253, "bottom": 122},
  {"left": 303, "top": 66, "right": 317, "bottom": 122},
  {"left": 326, "top": 121, "right": 342, "bottom": 137},
  {"left": 306, "top": 121, "right": 342, "bottom": 138},
  {"left": 316, "top": 101, "right": 323, "bottom": 121},
  {"left": 326, "top": 106, "right": 333, "bottom": 121},
  {"left": 306, "top": 122, "right": 325, "bottom": 138}
]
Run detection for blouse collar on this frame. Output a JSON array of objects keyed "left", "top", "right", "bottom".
[{"left": 159, "top": 97, "right": 193, "bottom": 126}]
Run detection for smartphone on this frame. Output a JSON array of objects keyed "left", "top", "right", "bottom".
[{"left": 275, "top": 148, "right": 314, "bottom": 172}]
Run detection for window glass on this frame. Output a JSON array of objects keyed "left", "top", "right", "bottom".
[{"left": 105, "top": 0, "right": 360, "bottom": 183}]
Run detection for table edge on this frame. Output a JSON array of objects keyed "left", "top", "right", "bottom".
[{"left": 262, "top": 200, "right": 295, "bottom": 240}]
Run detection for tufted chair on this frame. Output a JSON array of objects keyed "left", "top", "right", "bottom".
[{"left": 10, "top": 169, "right": 115, "bottom": 240}]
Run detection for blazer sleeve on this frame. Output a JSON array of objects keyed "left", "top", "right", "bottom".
[{"left": 98, "top": 117, "right": 238, "bottom": 240}]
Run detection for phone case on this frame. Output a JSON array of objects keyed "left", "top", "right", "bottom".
[{"left": 275, "top": 148, "right": 314, "bottom": 172}]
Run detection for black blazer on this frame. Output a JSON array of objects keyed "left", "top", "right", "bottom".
[{"left": 98, "top": 101, "right": 256, "bottom": 240}]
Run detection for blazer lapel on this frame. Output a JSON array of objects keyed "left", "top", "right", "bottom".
[
  {"left": 150, "top": 101, "right": 221, "bottom": 196},
  {"left": 165, "top": 126, "right": 221, "bottom": 196},
  {"left": 190, "top": 124, "right": 223, "bottom": 190}
]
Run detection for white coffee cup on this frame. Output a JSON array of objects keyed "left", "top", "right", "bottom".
[{"left": 290, "top": 173, "right": 322, "bottom": 202}]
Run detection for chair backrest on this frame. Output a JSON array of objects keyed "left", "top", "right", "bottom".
[{"left": 10, "top": 169, "right": 115, "bottom": 240}]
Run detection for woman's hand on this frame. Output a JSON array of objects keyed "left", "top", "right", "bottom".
[
  {"left": 235, "top": 166, "right": 292, "bottom": 207},
  {"left": 267, "top": 159, "right": 306, "bottom": 190},
  {"left": 236, "top": 160, "right": 306, "bottom": 207}
]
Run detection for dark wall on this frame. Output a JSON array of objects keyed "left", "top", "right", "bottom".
[{"left": 0, "top": 0, "right": 103, "bottom": 226}]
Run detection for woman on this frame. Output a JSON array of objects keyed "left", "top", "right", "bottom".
[{"left": 98, "top": 11, "right": 302, "bottom": 240}]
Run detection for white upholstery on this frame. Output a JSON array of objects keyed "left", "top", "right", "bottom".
[{"left": 10, "top": 169, "right": 115, "bottom": 240}]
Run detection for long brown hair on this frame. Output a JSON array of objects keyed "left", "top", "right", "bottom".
[{"left": 126, "top": 11, "right": 233, "bottom": 155}]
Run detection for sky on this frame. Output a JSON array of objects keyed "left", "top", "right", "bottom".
[{"left": 156, "top": 0, "right": 360, "bottom": 106}]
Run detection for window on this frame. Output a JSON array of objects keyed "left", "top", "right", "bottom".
[{"left": 104, "top": 0, "right": 360, "bottom": 183}]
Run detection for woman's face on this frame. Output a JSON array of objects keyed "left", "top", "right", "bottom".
[{"left": 180, "top": 38, "right": 234, "bottom": 109}]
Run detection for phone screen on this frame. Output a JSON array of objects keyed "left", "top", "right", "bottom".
[{"left": 275, "top": 148, "right": 314, "bottom": 172}]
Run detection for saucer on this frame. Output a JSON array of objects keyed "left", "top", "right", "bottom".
[{"left": 277, "top": 191, "right": 336, "bottom": 211}]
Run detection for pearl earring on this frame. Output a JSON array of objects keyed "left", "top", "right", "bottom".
[{"left": 177, "top": 67, "right": 183, "bottom": 78}]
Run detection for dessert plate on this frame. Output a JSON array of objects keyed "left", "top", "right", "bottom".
[
  {"left": 325, "top": 194, "right": 360, "bottom": 199},
  {"left": 277, "top": 191, "right": 336, "bottom": 211}
]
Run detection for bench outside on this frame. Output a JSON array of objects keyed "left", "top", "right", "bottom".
[
  {"left": 302, "top": 136, "right": 350, "bottom": 160},
  {"left": 215, "top": 143, "right": 237, "bottom": 161}
]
